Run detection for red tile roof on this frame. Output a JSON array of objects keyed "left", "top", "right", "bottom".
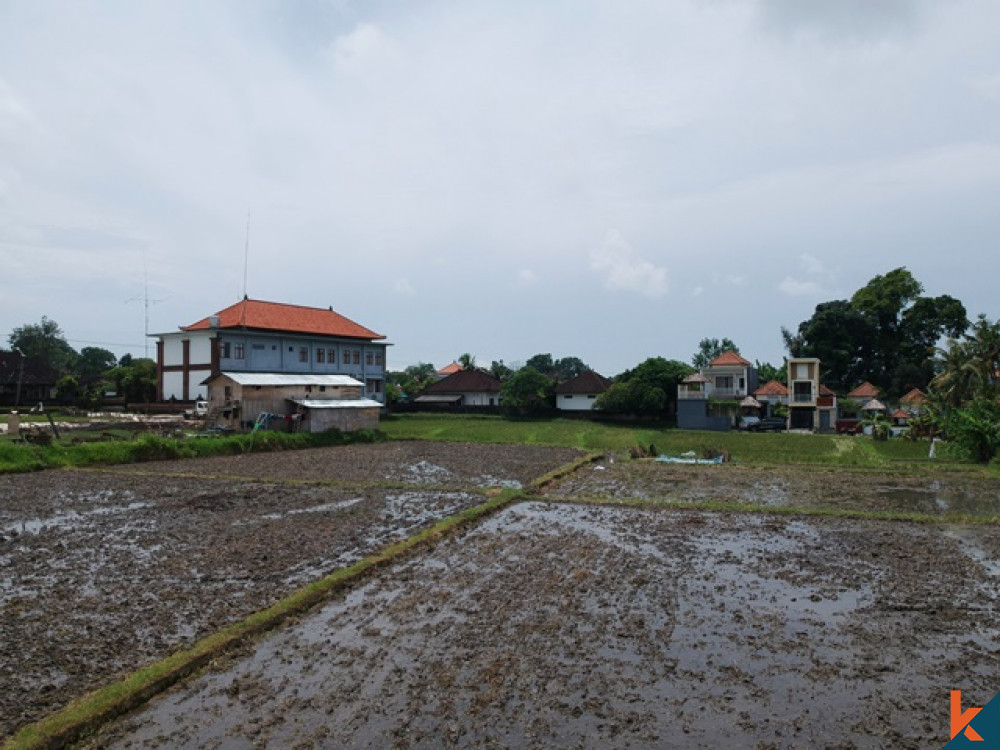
[
  {"left": 891, "top": 409, "right": 910, "bottom": 420},
  {"left": 182, "top": 298, "right": 385, "bottom": 340},
  {"left": 554, "top": 370, "right": 612, "bottom": 395},
  {"left": 708, "top": 350, "right": 752, "bottom": 367},
  {"left": 846, "top": 381, "right": 880, "bottom": 399},
  {"left": 900, "top": 388, "right": 927, "bottom": 405},
  {"left": 437, "top": 362, "right": 463, "bottom": 376},
  {"left": 754, "top": 380, "right": 788, "bottom": 396},
  {"left": 819, "top": 384, "right": 836, "bottom": 397},
  {"left": 422, "top": 369, "right": 502, "bottom": 394}
]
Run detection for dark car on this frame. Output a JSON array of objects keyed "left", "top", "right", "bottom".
[{"left": 753, "top": 417, "right": 787, "bottom": 432}]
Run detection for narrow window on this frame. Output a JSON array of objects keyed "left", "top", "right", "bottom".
[
  {"left": 234, "top": 344, "right": 245, "bottom": 360},
  {"left": 366, "top": 352, "right": 374, "bottom": 366},
  {"left": 221, "top": 342, "right": 231, "bottom": 358},
  {"left": 375, "top": 353, "right": 384, "bottom": 366},
  {"left": 299, "top": 347, "right": 308, "bottom": 363},
  {"left": 328, "top": 349, "right": 337, "bottom": 364},
  {"left": 317, "top": 349, "right": 326, "bottom": 363},
  {"left": 353, "top": 351, "right": 360, "bottom": 365}
]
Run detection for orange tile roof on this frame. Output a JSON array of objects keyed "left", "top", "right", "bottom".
[
  {"left": 708, "top": 350, "right": 752, "bottom": 367},
  {"left": 899, "top": 388, "right": 927, "bottom": 405},
  {"left": 437, "top": 362, "right": 463, "bottom": 376},
  {"left": 754, "top": 380, "right": 788, "bottom": 396},
  {"left": 846, "top": 381, "right": 880, "bottom": 399},
  {"left": 819, "top": 384, "right": 836, "bottom": 396},
  {"left": 891, "top": 409, "right": 910, "bottom": 420},
  {"left": 182, "top": 298, "right": 385, "bottom": 340}
]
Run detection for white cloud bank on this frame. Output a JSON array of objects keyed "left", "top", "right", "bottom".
[{"left": 589, "top": 230, "right": 668, "bottom": 298}]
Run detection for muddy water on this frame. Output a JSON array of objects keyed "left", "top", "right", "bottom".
[
  {"left": 548, "top": 461, "right": 1000, "bottom": 517},
  {"left": 91, "top": 503, "right": 1000, "bottom": 749}
]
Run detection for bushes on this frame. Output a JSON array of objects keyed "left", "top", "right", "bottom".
[{"left": 0, "top": 428, "right": 387, "bottom": 474}]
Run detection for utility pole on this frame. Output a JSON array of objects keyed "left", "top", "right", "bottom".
[{"left": 14, "top": 348, "right": 23, "bottom": 409}]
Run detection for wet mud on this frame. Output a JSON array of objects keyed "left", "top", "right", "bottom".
[
  {"left": 0, "top": 442, "right": 581, "bottom": 738},
  {"left": 88, "top": 502, "right": 999, "bottom": 749},
  {"left": 547, "top": 459, "right": 1000, "bottom": 518}
]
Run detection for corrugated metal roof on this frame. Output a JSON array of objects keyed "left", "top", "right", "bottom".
[
  {"left": 219, "top": 373, "right": 364, "bottom": 387},
  {"left": 290, "top": 398, "right": 382, "bottom": 409}
]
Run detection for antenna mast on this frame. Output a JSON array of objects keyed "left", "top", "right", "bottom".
[{"left": 243, "top": 209, "right": 250, "bottom": 299}]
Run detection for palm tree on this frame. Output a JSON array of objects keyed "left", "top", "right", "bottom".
[{"left": 457, "top": 353, "right": 476, "bottom": 370}]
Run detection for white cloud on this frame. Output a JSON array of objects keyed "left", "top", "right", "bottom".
[
  {"left": 714, "top": 273, "right": 746, "bottom": 287},
  {"left": 392, "top": 278, "right": 415, "bottom": 295},
  {"left": 691, "top": 285, "right": 704, "bottom": 298},
  {"left": 589, "top": 230, "right": 668, "bottom": 298},
  {"left": 518, "top": 269, "right": 539, "bottom": 285},
  {"left": 799, "top": 253, "right": 828, "bottom": 276},
  {"left": 778, "top": 276, "right": 824, "bottom": 297},
  {"left": 327, "top": 23, "right": 396, "bottom": 74}
]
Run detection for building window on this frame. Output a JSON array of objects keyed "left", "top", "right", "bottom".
[
  {"left": 221, "top": 342, "right": 231, "bottom": 359},
  {"left": 319, "top": 385, "right": 326, "bottom": 392},
  {"left": 564, "top": 394, "right": 573, "bottom": 399},
  {"left": 328, "top": 349, "right": 336, "bottom": 364},
  {"left": 299, "top": 347, "right": 308, "bottom": 363},
  {"left": 317, "top": 349, "right": 326, "bottom": 363},
  {"left": 375, "top": 353, "right": 383, "bottom": 366},
  {"left": 366, "top": 352, "right": 374, "bottom": 366},
  {"left": 234, "top": 344, "right": 245, "bottom": 360},
  {"left": 353, "top": 351, "right": 361, "bottom": 365},
  {"left": 224, "top": 386, "right": 232, "bottom": 400},
  {"left": 715, "top": 376, "right": 733, "bottom": 390}
]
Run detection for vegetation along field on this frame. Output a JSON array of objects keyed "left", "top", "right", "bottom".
[{"left": 2, "top": 420, "right": 998, "bottom": 748}]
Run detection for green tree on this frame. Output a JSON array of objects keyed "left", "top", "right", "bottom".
[
  {"left": 755, "top": 359, "right": 786, "bottom": 385},
  {"left": 930, "top": 314, "right": 1000, "bottom": 408},
  {"left": 692, "top": 338, "right": 739, "bottom": 369},
  {"left": 75, "top": 347, "right": 117, "bottom": 383},
  {"left": 524, "top": 353, "right": 555, "bottom": 374},
  {"left": 55, "top": 375, "right": 82, "bottom": 404},
  {"left": 386, "top": 363, "right": 438, "bottom": 402},
  {"left": 524, "top": 354, "right": 591, "bottom": 381},
  {"left": 943, "top": 398, "right": 1000, "bottom": 463},
  {"left": 785, "top": 268, "right": 968, "bottom": 395},
  {"left": 104, "top": 358, "right": 157, "bottom": 403},
  {"left": 457, "top": 353, "right": 476, "bottom": 369},
  {"left": 597, "top": 358, "right": 693, "bottom": 417},
  {"left": 499, "top": 367, "right": 555, "bottom": 415},
  {"left": 489, "top": 360, "right": 514, "bottom": 382},
  {"left": 8, "top": 317, "right": 79, "bottom": 376}
]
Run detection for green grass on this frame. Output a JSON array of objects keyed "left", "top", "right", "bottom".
[
  {"left": 381, "top": 413, "right": 995, "bottom": 474},
  {"left": 0, "top": 429, "right": 387, "bottom": 474}
]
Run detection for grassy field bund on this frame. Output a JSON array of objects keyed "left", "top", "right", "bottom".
[{"left": 380, "top": 413, "right": 999, "bottom": 476}]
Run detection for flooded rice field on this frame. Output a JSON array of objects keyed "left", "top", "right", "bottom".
[
  {"left": 547, "top": 458, "right": 1000, "bottom": 518},
  {"left": 0, "top": 442, "right": 582, "bottom": 738},
  {"left": 2, "top": 445, "right": 998, "bottom": 747},
  {"left": 88, "top": 502, "right": 999, "bottom": 749}
]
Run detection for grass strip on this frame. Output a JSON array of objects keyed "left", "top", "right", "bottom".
[
  {"left": 545, "top": 495, "right": 1000, "bottom": 525},
  {"left": 528, "top": 451, "right": 604, "bottom": 492},
  {"left": 2, "top": 490, "right": 521, "bottom": 750}
]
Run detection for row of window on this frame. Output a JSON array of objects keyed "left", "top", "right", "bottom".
[{"left": 220, "top": 341, "right": 384, "bottom": 367}]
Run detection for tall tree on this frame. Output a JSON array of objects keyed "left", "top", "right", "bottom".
[
  {"left": 8, "top": 317, "right": 79, "bottom": 376},
  {"left": 75, "top": 347, "right": 117, "bottom": 383},
  {"left": 499, "top": 367, "right": 555, "bottom": 414},
  {"left": 457, "top": 353, "right": 476, "bottom": 370},
  {"left": 597, "top": 358, "right": 694, "bottom": 417},
  {"left": 785, "top": 268, "right": 968, "bottom": 395},
  {"left": 692, "top": 338, "right": 739, "bottom": 369},
  {"left": 489, "top": 360, "right": 514, "bottom": 382},
  {"left": 524, "top": 354, "right": 591, "bottom": 381}
]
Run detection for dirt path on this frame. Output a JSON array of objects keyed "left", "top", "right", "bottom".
[
  {"left": 87, "top": 502, "right": 999, "bottom": 749},
  {"left": 0, "top": 442, "right": 583, "bottom": 738}
]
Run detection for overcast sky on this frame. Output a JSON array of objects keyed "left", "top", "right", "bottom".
[{"left": 2, "top": 0, "right": 998, "bottom": 375}]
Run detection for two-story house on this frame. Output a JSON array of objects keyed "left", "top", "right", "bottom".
[
  {"left": 155, "top": 297, "right": 389, "bottom": 404},
  {"left": 786, "top": 358, "right": 837, "bottom": 431},
  {"left": 677, "top": 351, "right": 759, "bottom": 430}
]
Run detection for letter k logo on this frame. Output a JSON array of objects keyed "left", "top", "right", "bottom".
[{"left": 953, "top": 691, "right": 984, "bottom": 741}]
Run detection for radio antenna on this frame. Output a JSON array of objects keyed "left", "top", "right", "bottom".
[{"left": 243, "top": 208, "right": 250, "bottom": 299}]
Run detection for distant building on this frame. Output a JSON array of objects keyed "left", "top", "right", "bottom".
[
  {"left": 416, "top": 369, "right": 502, "bottom": 407},
  {"left": 554, "top": 370, "right": 612, "bottom": 412},
  {"left": 677, "top": 351, "right": 758, "bottom": 430},
  {"left": 0, "top": 351, "right": 59, "bottom": 406},
  {"left": 154, "top": 298, "right": 389, "bottom": 404},
  {"left": 787, "top": 358, "right": 837, "bottom": 431}
]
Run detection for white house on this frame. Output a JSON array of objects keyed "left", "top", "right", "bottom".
[{"left": 554, "top": 370, "right": 612, "bottom": 412}]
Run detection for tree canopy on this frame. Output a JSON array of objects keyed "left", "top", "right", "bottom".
[
  {"left": 595, "top": 357, "right": 693, "bottom": 417},
  {"left": 499, "top": 366, "right": 555, "bottom": 414},
  {"left": 692, "top": 338, "right": 739, "bottom": 369},
  {"left": 524, "top": 353, "right": 591, "bottom": 381},
  {"left": 8, "top": 317, "right": 79, "bottom": 376},
  {"left": 784, "top": 268, "right": 968, "bottom": 395}
]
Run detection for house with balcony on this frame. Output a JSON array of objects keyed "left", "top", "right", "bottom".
[
  {"left": 786, "top": 358, "right": 837, "bottom": 431},
  {"left": 677, "top": 351, "right": 759, "bottom": 430},
  {"left": 155, "top": 297, "right": 390, "bottom": 406}
]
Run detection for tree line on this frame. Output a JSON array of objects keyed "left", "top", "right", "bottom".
[{"left": 4, "top": 318, "right": 156, "bottom": 405}]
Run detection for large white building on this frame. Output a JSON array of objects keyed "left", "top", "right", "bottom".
[{"left": 155, "top": 297, "right": 389, "bottom": 404}]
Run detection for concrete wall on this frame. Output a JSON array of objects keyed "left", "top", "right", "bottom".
[
  {"left": 677, "top": 400, "right": 732, "bottom": 431},
  {"left": 305, "top": 407, "right": 379, "bottom": 433}
]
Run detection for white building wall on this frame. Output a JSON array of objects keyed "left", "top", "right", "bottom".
[
  {"left": 463, "top": 392, "right": 499, "bottom": 407},
  {"left": 557, "top": 394, "right": 599, "bottom": 411},
  {"left": 187, "top": 372, "right": 208, "bottom": 400},
  {"left": 189, "top": 334, "right": 213, "bottom": 364},
  {"left": 162, "top": 371, "right": 186, "bottom": 401},
  {"left": 162, "top": 337, "right": 185, "bottom": 367}
]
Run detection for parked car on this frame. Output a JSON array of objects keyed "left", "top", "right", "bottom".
[
  {"left": 746, "top": 416, "right": 786, "bottom": 432},
  {"left": 737, "top": 416, "right": 760, "bottom": 431}
]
